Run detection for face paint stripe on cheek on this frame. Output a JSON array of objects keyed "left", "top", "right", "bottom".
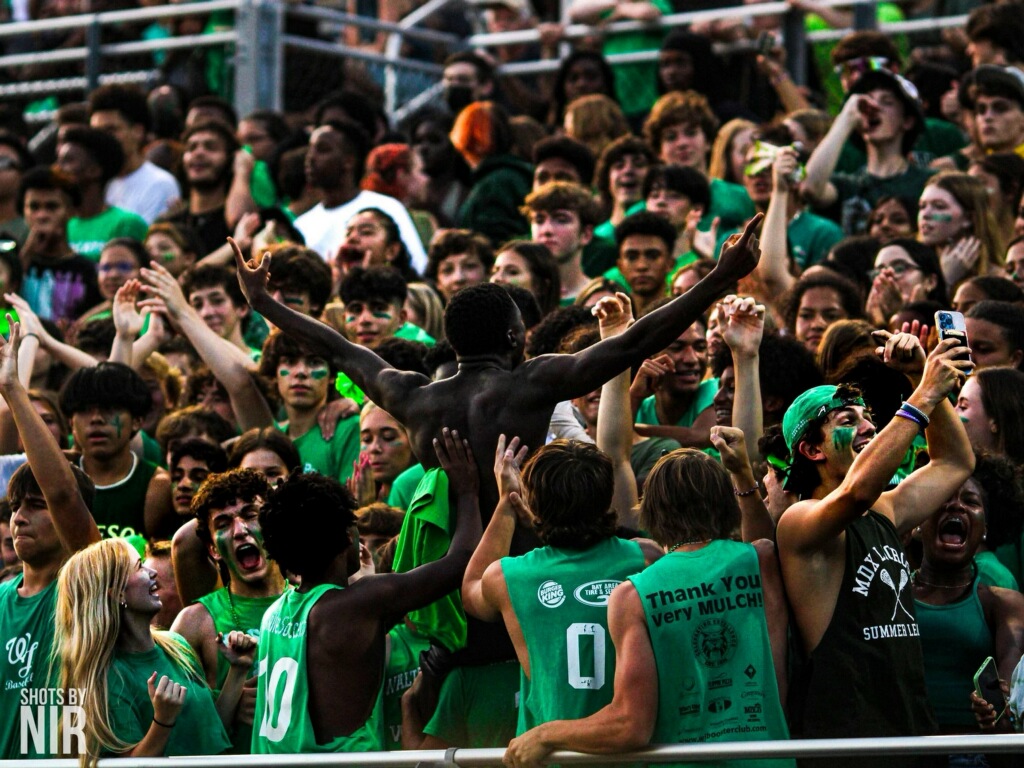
[
  {"left": 310, "top": 368, "right": 329, "bottom": 380},
  {"left": 832, "top": 426, "right": 855, "bottom": 451},
  {"left": 278, "top": 369, "right": 290, "bottom": 377}
]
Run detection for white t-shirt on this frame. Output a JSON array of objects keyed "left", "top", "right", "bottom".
[
  {"left": 294, "top": 189, "right": 427, "bottom": 276},
  {"left": 106, "top": 161, "right": 182, "bottom": 225}
]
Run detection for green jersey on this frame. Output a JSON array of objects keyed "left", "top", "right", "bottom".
[
  {"left": 503, "top": 537, "right": 646, "bottom": 734},
  {"left": 383, "top": 624, "right": 430, "bottom": 749},
  {"left": 90, "top": 454, "right": 158, "bottom": 540},
  {"left": 253, "top": 584, "right": 384, "bottom": 754},
  {"left": 196, "top": 587, "right": 282, "bottom": 752},
  {"left": 0, "top": 576, "right": 58, "bottom": 759},
  {"left": 629, "top": 540, "right": 793, "bottom": 768},
  {"left": 67, "top": 206, "right": 149, "bottom": 261},
  {"left": 107, "top": 634, "right": 230, "bottom": 756},
  {"left": 423, "top": 660, "right": 521, "bottom": 748},
  {"left": 636, "top": 378, "right": 718, "bottom": 428}
]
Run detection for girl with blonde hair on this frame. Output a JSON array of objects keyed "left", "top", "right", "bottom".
[
  {"left": 708, "top": 118, "right": 757, "bottom": 184},
  {"left": 919, "top": 171, "right": 1006, "bottom": 288},
  {"left": 53, "top": 538, "right": 254, "bottom": 764}
]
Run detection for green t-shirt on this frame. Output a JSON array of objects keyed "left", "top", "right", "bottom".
[
  {"left": 253, "top": 584, "right": 384, "bottom": 753},
  {"left": 382, "top": 624, "right": 430, "bottom": 750},
  {"left": 635, "top": 378, "right": 719, "bottom": 428},
  {"left": 629, "top": 541, "right": 794, "bottom": 766},
  {"left": 423, "top": 660, "right": 521, "bottom": 747},
  {"left": 67, "top": 206, "right": 148, "bottom": 261},
  {"left": 387, "top": 463, "right": 427, "bottom": 512},
  {"left": 832, "top": 164, "right": 935, "bottom": 235},
  {"left": 704, "top": 177, "right": 756, "bottom": 233},
  {"left": 503, "top": 537, "right": 646, "bottom": 734},
  {"left": 603, "top": 0, "right": 673, "bottom": 117},
  {"left": 0, "top": 576, "right": 58, "bottom": 759},
  {"left": 107, "top": 633, "right": 231, "bottom": 756},
  {"left": 788, "top": 210, "right": 844, "bottom": 270},
  {"left": 282, "top": 414, "right": 360, "bottom": 484},
  {"left": 975, "top": 550, "right": 1019, "bottom": 592}
]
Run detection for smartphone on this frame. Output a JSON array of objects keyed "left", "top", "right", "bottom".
[
  {"left": 935, "top": 310, "right": 973, "bottom": 368},
  {"left": 757, "top": 31, "right": 774, "bottom": 56},
  {"left": 974, "top": 656, "right": 1007, "bottom": 712}
]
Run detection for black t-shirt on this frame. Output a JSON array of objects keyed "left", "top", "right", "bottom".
[{"left": 163, "top": 205, "right": 230, "bottom": 258}]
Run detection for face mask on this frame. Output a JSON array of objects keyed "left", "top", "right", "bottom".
[{"left": 445, "top": 85, "right": 475, "bottom": 115}]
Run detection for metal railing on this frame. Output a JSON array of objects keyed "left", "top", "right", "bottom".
[
  {"left": 0, "top": 0, "right": 976, "bottom": 121},
  {"left": 11, "top": 734, "right": 1024, "bottom": 767}
]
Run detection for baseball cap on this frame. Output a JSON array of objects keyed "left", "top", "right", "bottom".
[
  {"left": 847, "top": 68, "right": 925, "bottom": 154},
  {"left": 782, "top": 385, "right": 866, "bottom": 453},
  {"left": 962, "top": 65, "right": 1024, "bottom": 111}
]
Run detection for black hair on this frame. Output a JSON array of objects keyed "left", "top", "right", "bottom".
[
  {"left": 260, "top": 471, "right": 357, "bottom": 578},
  {"left": 822, "top": 235, "right": 882, "bottom": 295},
  {"left": 443, "top": 282, "right": 519, "bottom": 358},
  {"left": 658, "top": 28, "right": 719, "bottom": 97},
  {"left": 971, "top": 451, "right": 1024, "bottom": 550},
  {"left": 502, "top": 283, "right": 542, "bottom": 330},
  {"left": 964, "top": 275, "right": 1024, "bottom": 305},
  {"left": 170, "top": 437, "right": 229, "bottom": 474},
  {"left": 8, "top": 461, "right": 94, "bottom": 514},
  {"left": 615, "top": 210, "right": 678, "bottom": 255},
  {"left": 966, "top": 4, "right": 1024, "bottom": 64},
  {"left": 532, "top": 136, "right": 596, "bottom": 188},
  {"left": 319, "top": 118, "right": 372, "bottom": 183},
  {"left": 20, "top": 166, "right": 81, "bottom": 210},
  {"left": 594, "top": 136, "right": 655, "bottom": 206},
  {"left": 155, "top": 405, "right": 236, "bottom": 457},
  {"left": 340, "top": 266, "right": 408, "bottom": 307},
  {"left": 373, "top": 337, "right": 430, "bottom": 375},
  {"left": 182, "top": 119, "right": 240, "bottom": 156},
  {"left": 975, "top": 367, "right": 1024, "bottom": 466},
  {"left": 59, "top": 362, "right": 152, "bottom": 421},
  {"left": 967, "top": 300, "right": 1024, "bottom": 370},
  {"left": 102, "top": 237, "right": 148, "bottom": 268},
  {"left": 88, "top": 84, "right": 151, "bottom": 131},
  {"left": 242, "top": 110, "right": 290, "bottom": 143},
  {"left": 884, "top": 238, "right": 948, "bottom": 305},
  {"left": 783, "top": 272, "right": 866, "bottom": 334},
  {"left": 188, "top": 96, "right": 238, "bottom": 128},
  {"left": 351, "top": 208, "right": 415, "bottom": 281},
  {"left": 525, "top": 305, "right": 598, "bottom": 358},
  {"left": 59, "top": 126, "right": 125, "bottom": 186},
  {"left": 760, "top": 334, "right": 825, "bottom": 417},
  {"left": 550, "top": 50, "right": 617, "bottom": 123},
  {"left": 0, "top": 131, "right": 34, "bottom": 174},
  {"left": 314, "top": 90, "right": 384, "bottom": 146},
  {"left": 423, "top": 339, "right": 457, "bottom": 378},
  {"left": 642, "top": 164, "right": 711, "bottom": 210},
  {"left": 259, "top": 331, "right": 338, "bottom": 380}
]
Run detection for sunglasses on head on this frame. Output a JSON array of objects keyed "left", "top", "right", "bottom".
[{"left": 835, "top": 56, "right": 891, "bottom": 78}]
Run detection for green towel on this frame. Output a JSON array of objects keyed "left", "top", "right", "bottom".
[{"left": 391, "top": 468, "right": 467, "bottom": 652}]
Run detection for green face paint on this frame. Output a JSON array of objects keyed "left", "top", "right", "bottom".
[
  {"left": 110, "top": 413, "right": 123, "bottom": 439},
  {"left": 371, "top": 312, "right": 393, "bottom": 320},
  {"left": 831, "top": 426, "right": 855, "bottom": 452},
  {"left": 310, "top": 367, "right": 329, "bottom": 380},
  {"left": 278, "top": 368, "right": 290, "bottom": 378},
  {"left": 213, "top": 527, "right": 245, "bottom": 581}
]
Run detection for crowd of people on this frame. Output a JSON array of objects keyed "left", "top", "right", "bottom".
[{"left": 2, "top": 0, "right": 1024, "bottom": 766}]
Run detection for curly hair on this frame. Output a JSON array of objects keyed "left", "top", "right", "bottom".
[
  {"left": 265, "top": 243, "right": 333, "bottom": 316},
  {"left": 644, "top": 91, "right": 719, "bottom": 158},
  {"left": 522, "top": 440, "right": 616, "bottom": 549},
  {"left": 260, "top": 471, "right": 357, "bottom": 578},
  {"left": 340, "top": 266, "right": 408, "bottom": 307},
  {"left": 258, "top": 331, "right": 338, "bottom": 380},
  {"left": 170, "top": 437, "right": 228, "bottom": 476},
  {"left": 525, "top": 305, "right": 598, "bottom": 358},
  {"left": 180, "top": 263, "right": 247, "bottom": 309},
  {"left": 594, "top": 136, "right": 655, "bottom": 207},
  {"left": 425, "top": 229, "right": 495, "bottom": 283},
  {"left": 972, "top": 451, "right": 1024, "bottom": 550},
  {"left": 443, "top": 282, "right": 519, "bottom": 358},
  {"left": 782, "top": 272, "right": 866, "bottom": 337},
  {"left": 192, "top": 468, "right": 270, "bottom": 547}
]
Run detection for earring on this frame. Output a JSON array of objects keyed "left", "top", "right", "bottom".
[{"left": 119, "top": 596, "right": 127, "bottom": 609}]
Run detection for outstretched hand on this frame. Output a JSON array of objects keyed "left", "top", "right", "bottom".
[
  {"left": 0, "top": 317, "right": 21, "bottom": 392},
  {"left": 872, "top": 329, "right": 926, "bottom": 375},
  {"left": 714, "top": 213, "right": 763, "bottom": 281},
  {"left": 229, "top": 237, "right": 271, "bottom": 309},
  {"left": 591, "top": 293, "right": 634, "bottom": 340},
  {"left": 493, "top": 434, "right": 528, "bottom": 500},
  {"left": 218, "top": 630, "right": 257, "bottom": 669},
  {"left": 434, "top": 428, "right": 479, "bottom": 497},
  {"left": 113, "top": 279, "right": 147, "bottom": 339}
]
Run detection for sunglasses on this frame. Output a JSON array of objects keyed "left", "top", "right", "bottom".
[{"left": 835, "top": 56, "right": 891, "bottom": 78}]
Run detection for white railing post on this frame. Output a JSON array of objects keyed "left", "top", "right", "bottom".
[{"left": 234, "top": 0, "right": 282, "bottom": 116}]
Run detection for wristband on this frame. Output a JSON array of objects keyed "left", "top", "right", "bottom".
[
  {"left": 21, "top": 333, "right": 38, "bottom": 341},
  {"left": 152, "top": 717, "right": 176, "bottom": 729},
  {"left": 900, "top": 401, "right": 930, "bottom": 428},
  {"left": 734, "top": 485, "right": 759, "bottom": 497},
  {"left": 895, "top": 409, "right": 926, "bottom": 431}
]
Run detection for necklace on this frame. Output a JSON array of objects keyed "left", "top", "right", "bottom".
[
  {"left": 913, "top": 571, "right": 973, "bottom": 589},
  {"left": 667, "top": 538, "right": 713, "bottom": 554},
  {"left": 226, "top": 584, "right": 244, "bottom": 632}
]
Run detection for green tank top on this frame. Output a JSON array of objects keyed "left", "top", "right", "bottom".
[
  {"left": 196, "top": 587, "right": 281, "bottom": 752},
  {"left": 252, "top": 585, "right": 384, "bottom": 754},
  {"left": 628, "top": 540, "right": 794, "bottom": 768},
  {"left": 503, "top": 537, "right": 646, "bottom": 735},
  {"left": 383, "top": 624, "right": 430, "bottom": 750},
  {"left": 90, "top": 454, "right": 157, "bottom": 540}
]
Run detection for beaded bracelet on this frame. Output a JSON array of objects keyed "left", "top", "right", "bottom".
[{"left": 734, "top": 485, "right": 760, "bottom": 497}]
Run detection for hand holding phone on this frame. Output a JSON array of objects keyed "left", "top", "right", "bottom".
[
  {"left": 934, "top": 310, "right": 973, "bottom": 371},
  {"left": 974, "top": 656, "right": 1008, "bottom": 714}
]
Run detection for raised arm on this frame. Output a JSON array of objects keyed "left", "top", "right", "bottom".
[
  {"left": 371, "top": 428, "right": 483, "bottom": 622},
  {"left": 0, "top": 321, "right": 98, "bottom": 552},
  {"left": 711, "top": 426, "right": 776, "bottom": 542},
  {"left": 593, "top": 295, "right": 640, "bottom": 528},
  {"left": 803, "top": 95, "right": 868, "bottom": 207},
  {"left": 462, "top": 435, "right": 529, "bottom": 622},
  {"left": 527, "top": 215, "right": 763, "bottom": 402},
  {"left": 7, "top": 293, "right": 99, "bottom": 372},
  {"left": 778, "top": 336, "right": 970, "bottom": 553},
  {"left": 721, "top": 295, "right": 765, "bottom": 461},
  {"left": 231, "top": 240, "right": 403, "bottom": 409},
  {"left": 755, "top": 150, "right": 799, "bottom": 295},
  {"left": 109, "top": 280, "right": 146, "bottom": 367}
]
